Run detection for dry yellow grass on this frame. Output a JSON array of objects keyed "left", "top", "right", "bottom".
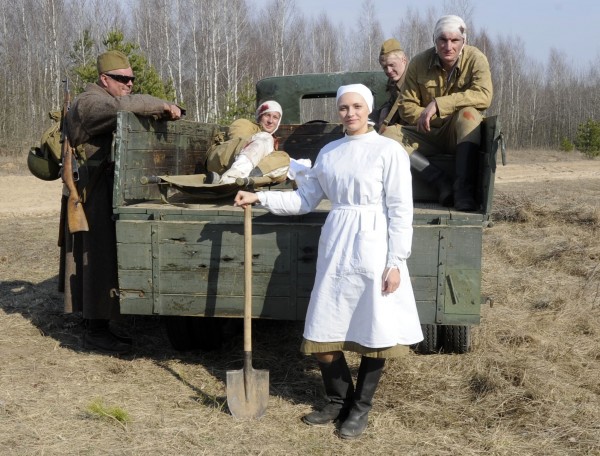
[{"left": 1, "top": 149, "right": 599, "bottom": 455}]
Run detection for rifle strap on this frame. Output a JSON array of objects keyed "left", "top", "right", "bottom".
[{"left": 381, "top": 94, "right": 400, "bottom": 128}]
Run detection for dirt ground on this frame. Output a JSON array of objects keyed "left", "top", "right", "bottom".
[{"left": 1, "top": 150, "right": 599, "bottom": 455}]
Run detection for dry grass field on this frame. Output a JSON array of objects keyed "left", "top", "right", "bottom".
[{"left": 1, "top": 149, "right": 599, "bottom": 455}]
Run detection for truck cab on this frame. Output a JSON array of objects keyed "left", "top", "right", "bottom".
[{"left": 111, "top": 72, "right": 503, "bottom": 353}]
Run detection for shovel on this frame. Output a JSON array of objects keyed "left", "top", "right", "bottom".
[{"left": 226, "top": 204, "right": 269, "bottom": 419}]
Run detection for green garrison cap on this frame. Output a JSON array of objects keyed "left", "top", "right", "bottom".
[
  {"left": 380, "top": 38, "right": 403, "bottom": 56},
  {"left": 97, "top": 50, "right": 130, "bottom": 73}
]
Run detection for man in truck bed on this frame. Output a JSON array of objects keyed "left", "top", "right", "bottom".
[
  {"left": 382, "top": 14, "right": 493, "bottom": 211},
  {"left": 205, "top": 100, "right": 290, "bottom": 185}
]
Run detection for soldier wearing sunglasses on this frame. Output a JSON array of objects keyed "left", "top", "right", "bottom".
[{"left": 60, "top": 50, "right": 184, "bottom": 354}]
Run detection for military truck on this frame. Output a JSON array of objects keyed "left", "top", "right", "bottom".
[{"left": 111, "top": 71, "right": 503, "bottom": 354}]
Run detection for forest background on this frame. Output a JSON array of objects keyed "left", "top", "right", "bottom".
[{"left": 2, "top": 0, "right": 599, "bottom": 156}]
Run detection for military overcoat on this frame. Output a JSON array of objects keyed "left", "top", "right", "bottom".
[{"left": 60, "top": 83, "right": 173, "bottom": 319}]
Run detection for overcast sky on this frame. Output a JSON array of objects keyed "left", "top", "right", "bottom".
[{"left": 254, "top": 0, "right": 598, "bottom": 68}]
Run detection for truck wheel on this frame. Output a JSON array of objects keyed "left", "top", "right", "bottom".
[
  {"left": 442, "top": 325, "right": 471, "bottom": 354},
  {"left": 164, "top": 316, "right": 226, "bottom": 351},
  {"left": 413, "top": 324, "right": 441, "bottom": 354}
]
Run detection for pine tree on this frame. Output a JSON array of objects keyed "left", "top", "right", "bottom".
[{"left": 70, "top": 30, "right": 176, "bottom": 102}]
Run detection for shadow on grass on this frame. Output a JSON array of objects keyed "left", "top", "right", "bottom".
[{"left": 0, "top": 276, "right": 318, "bottom": 411}]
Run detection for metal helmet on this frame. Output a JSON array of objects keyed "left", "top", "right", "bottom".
[{"left": 27, "top": 146, "right": 60, "bottom": 181}]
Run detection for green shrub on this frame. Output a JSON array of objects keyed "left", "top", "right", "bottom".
[
  {"left": 574, "top": 119, "right": 600, "bottom": 158},
  {"left": 559, "top": 137, "right": 574, "bottom": 152}
]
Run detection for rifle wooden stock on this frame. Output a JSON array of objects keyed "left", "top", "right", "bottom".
[
  {"left": 62, "top": 138, "right": 89, "bottom": 233},
  {"left": 61, "top": 79, "right": 89, "bottom": 234}
]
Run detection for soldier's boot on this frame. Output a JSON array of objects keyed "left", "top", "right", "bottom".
[
  {"left": 453, "top": 142, "right": 479, "bottom": 212},
  {"left": 302, "top": 354, "right": 354, "bottom": 426},
  {"left": 410, "top": 151, "right": 453, "bottom": 207},
  {"left": 338, "top": 356, "right": 385, "bottom": 440},
  {"left": 84, "top": 319, "right": 132, "bottom": 355}
]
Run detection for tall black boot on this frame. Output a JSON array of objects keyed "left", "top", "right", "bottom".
[
  {"left": 84, "top": 319, "right": 132, "bottom": 355},
  {"left": 454, "top": 142, "right": 479, "bottom": 211},
  {"left": 339, "top": 356, "right": 385, "bottom": 439},
  {"left": 410, "top": 151, "right": 453, "bottom": 207},
  {"left": 302, "top": 354, "right": 354, "bottom": 426}
]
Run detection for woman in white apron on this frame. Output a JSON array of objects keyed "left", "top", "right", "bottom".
[{"left": 234, "top": 84, "right": 423, "bottom": 439}]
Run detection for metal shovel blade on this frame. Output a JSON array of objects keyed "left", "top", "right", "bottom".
[
  {"left": 226, "top": 205, "right": 269, "bottom": 419},
  {"left": 226, "top": 353, "right": 269, "bottom": 419}
]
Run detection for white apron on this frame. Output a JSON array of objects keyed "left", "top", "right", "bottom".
[{"left": 259, "top": 131, "right": 423, "bottom": 347}]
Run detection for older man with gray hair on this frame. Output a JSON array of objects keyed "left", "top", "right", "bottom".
[{"left": 383, "top": 15, "right": 493, "bottom": 211}]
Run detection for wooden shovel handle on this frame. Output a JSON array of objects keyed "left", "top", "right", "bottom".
[{"left": 244, "top": 204, "right": 252, "bottom": 354}]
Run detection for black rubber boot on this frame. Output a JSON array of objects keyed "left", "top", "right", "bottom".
[
  {"left": 453, "top": 142, "right": 479, "bottom": 211},
  {"left": 84, "top": 319, "right": 132, "bottom": 355},
  {"left": 302, "top": 354, "right": 354, "bottom": 426},
  {"left": 338, "top": 356, "right": 385, "bottom": 439},
  {"left": 410, "top": 152, "right": 453, "bottom": 207}
]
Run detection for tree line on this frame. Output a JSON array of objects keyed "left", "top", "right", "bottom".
[{"left": 1, "top": 0, "right": 598, "bottom": 155}]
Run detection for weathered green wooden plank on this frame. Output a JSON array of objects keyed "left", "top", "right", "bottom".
[
  {"left": 119, "top": 145, "right": 205, "bottom": 164},
  {"left": 117, "top": 244, "right": 152, "bottom": 270},
  {"left": 158, "top": 244, "right": 291, "bottom": 274},
  {"left": 118, "top": 270, "right": 152, "bottom": 292},
  {"left": 119, "top": 296, "right": 154, "bottom": 315},
  {"left": 415, "top": 300, "right": 437, "bottom": 323},
  {"left": 445, "top": 227, "right": 482, "bottom": 269},
  {"left": 157, "top": 270, "right": 291, "bottom": 296},
  {"left": 116, "top": 221, "right": 153, "bottom": 241},
  {"left": 121, "top": 112, "right": 218, "bottom": 135},
  {"left": 124, "top": 131, "right": 214, "bottom": 148},
  {"left": 408, "top": 227, "right": 441, "bottom": 277},
  {"left": 411, "top": 276, "right": 437, "bottom": 304},
  {"left": 114, "top": 113, "right": 219, "bottom": 204},
  {"left": 115, "top": 212, "right": 156, "bottom": 221},
  {"left": 440, "top": 313, "right": 480, "bottom": 325},
  {"left": 156, "top": 294, "right": 297, "bottom": 320}
]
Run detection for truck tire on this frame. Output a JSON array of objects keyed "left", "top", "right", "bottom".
[
  {"left": 413, "top": 324, "right": 441, "bottom": 354},
  {"left": 441, "top": 325, "right": 471, "bottom": 354},
  {"left": 164, "top": 316, "right": 226, "bottom": 351}
]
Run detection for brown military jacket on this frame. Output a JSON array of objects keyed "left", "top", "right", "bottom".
[
  {"left": 66, "top": 83, "right": 170, "bottom": 160},
  {"left": 399, "top": 45, "right": 493, "bottom": 126}
]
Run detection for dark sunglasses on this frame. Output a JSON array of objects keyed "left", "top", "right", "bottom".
[{"left": 104, "top": 73, "right": 135, "bottom": 84}]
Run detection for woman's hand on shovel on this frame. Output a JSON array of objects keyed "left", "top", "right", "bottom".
[{"left": 234, "top": 191, "right": 259, "bottom": 208}]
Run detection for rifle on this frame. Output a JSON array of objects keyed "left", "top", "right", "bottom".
[{"left": 61, "top": 78, "right": 89, "bottom": 233}]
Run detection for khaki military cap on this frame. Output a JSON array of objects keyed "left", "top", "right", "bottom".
[
  {"left": 380, "top": 38, "right": 403, "bottom": 56},
  {"left": 97, "top": 50, "right": 130, "bottom": 73}
]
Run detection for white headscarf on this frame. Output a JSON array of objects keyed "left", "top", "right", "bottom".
[
  {"left": 433, "top": 15, "right": 467, "bottom": 44},
  {"left": 255, "top": 100, "right": 283, "bottom": 133},
  {"left": 335, "top": 84, "right": 374, "bottom": 113}
]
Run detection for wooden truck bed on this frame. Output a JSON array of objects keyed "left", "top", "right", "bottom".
[{"left": 112, "top": 109, "right": 501, "bottom": 353}]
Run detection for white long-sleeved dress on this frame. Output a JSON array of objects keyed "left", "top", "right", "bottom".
[{"left": 257, "top": 130, "right": 423, "bottom": 347}]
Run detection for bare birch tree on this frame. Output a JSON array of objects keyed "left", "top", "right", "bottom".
[
  {"left": 393, "top": 7, "right": 437, "bottom": 59},
  {"left": 1, "top": 0, "right": 598, "bottom": 153}
]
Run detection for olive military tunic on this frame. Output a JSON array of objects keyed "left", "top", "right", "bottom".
[{"left": 399, "top": 45, "right": 492, "bottom": 126}]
